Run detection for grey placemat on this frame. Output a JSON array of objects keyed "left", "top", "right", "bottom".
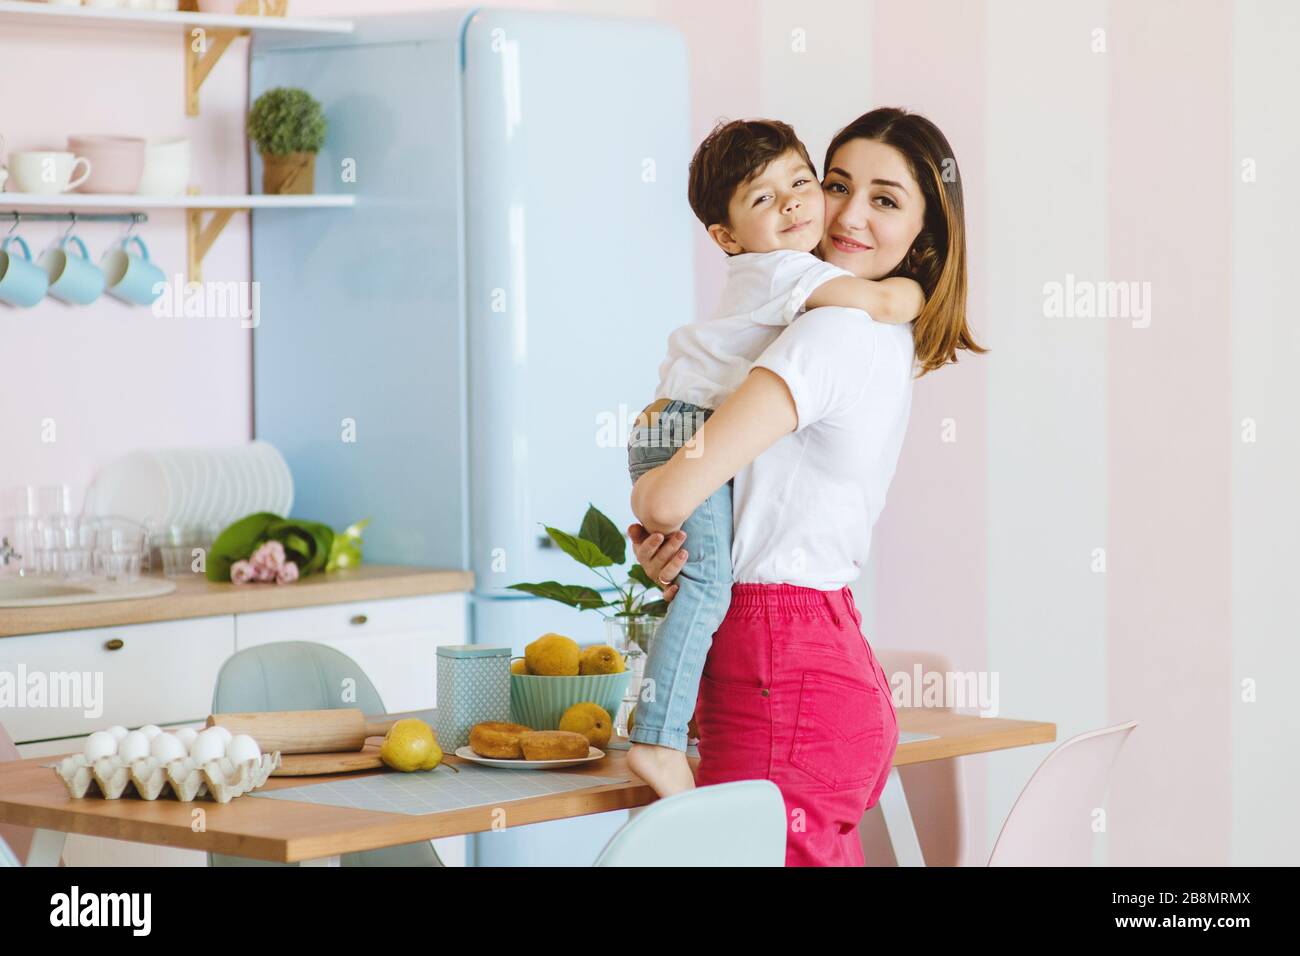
[{"left": 245, "top": 761, "right": 631, "bottom": 816}]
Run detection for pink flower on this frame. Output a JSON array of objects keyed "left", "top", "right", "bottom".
[
  {"left": 276, "top": 561, "right": 299, "bottom": 584},
  {"left": 250, "top": 540, "right": 287, "bottom": 577},
  {"left": 230, "top": 560, "right": 257, "bottom": 584}
]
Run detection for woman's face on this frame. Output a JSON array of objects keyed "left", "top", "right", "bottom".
[{"left": 817, "top": 137, "right": 926, "bottom": 280}]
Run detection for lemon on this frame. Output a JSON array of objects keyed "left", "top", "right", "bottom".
[
  {"left": 511, "top": 658, "right": 529, "bottom": 675},
  {"left": 525, "top": 633, "right": 581, "bottom": 676},
  {"left": 559, "top": 702, "right": 613, "bottom": 748},
  {"left": 579, "top": 644, "right": 624, "bottom": 675},
  {"left": 380, "top": 718, "right": 435, "bottom": 772}
]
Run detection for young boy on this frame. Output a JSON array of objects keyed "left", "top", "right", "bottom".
[{"left": 625, "top": 119, "right": 924, "bottom": 798}]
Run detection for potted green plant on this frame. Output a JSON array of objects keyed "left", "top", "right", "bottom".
[
  {"left": 508, "top": 504, "right": 668, "bottom": 655},
  {"left": 246, "top": 87, "right": 327, "bottom": 195}
]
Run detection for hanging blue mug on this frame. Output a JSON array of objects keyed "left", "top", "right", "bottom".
[
  {"left": 40, "top": 235, "right": 105, "bottom": 305},
  {"left": 103, "top": 235, "right": 165, "bottom": 306},
  {"left": 0, "top": 235, "right": 50, "bottom": 308}
]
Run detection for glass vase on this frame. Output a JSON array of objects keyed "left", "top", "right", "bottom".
[{"left": 605, "top": 613, "right": 659, "bottom": 738}]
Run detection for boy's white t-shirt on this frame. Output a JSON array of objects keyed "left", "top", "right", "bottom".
[
  {"left": 730, "top": 308, "right": 917, "bottom": 590},
  {"left": 654, "top": 249, "right": 852, "bottom": 410}
]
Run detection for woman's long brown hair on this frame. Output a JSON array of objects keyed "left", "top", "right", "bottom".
[{"left": 825, "top": 108, "right": 987, "bottom": 377}]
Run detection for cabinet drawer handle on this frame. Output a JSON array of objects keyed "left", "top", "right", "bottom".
[
  {"left": 104, "top": 639, "right": 125, "bottom": 651},
  {"left": 350, "top": 614, "right": 368, "bottom": 626}
]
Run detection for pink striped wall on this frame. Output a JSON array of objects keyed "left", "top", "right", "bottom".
[
  {"left": 868, "top": 0, "right": 992, "bottom": 864},
  {"left": 1106, "top": 0, "right": 1234, "bottom": 865}
]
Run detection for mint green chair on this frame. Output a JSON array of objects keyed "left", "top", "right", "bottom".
[
  {"left": 593, "top": 779, "right": 786, "bottom": 866},
  {"left": 208, "top": 641, "right": 444, "bottom": 867}
]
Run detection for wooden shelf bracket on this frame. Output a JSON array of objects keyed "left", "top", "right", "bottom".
[
  {"left": 186, "top": 207, "right": 247, "bottom": 284},
  {"left": 183, "top": 27, "right": 246, "bottom": 117}
]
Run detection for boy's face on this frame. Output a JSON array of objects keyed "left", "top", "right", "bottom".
[{"left": 708, "top": 149, "right": 824, "bottom": 256}]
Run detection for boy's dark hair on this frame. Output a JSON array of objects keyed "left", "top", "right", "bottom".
[{"left": 687, "top": 119, "right": 816, "bottom": 229}]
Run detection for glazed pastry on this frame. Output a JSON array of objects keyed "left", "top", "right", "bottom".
[
  {"left": 469, "top": 721, "right": 533, "bottom": 759},
  {"left": 519, "top": 730, "right": 590, "bottom": 761}
]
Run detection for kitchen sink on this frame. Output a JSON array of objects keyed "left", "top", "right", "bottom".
[{"left": 0, "top": 575, "right": 177, "bottom": 608}]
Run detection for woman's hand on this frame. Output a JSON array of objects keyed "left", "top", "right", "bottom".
[{"left": 628, "top": 523, "right": 687, "bottom": 603}]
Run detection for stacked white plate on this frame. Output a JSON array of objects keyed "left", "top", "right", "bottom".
[{"left": 83, "top": 441, "right": 294, "bottom": 530}]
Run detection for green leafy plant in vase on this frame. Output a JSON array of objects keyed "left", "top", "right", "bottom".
[
  {"left": 508, "top": 504, "right": 667, "bottom": 654},
  {"left": 247, "top": 87, "right": 327, "bottom": 195}
]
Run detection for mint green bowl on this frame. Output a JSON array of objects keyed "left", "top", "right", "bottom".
[{"left": 509, "top": 669, "right": 631, "bottom": 730}]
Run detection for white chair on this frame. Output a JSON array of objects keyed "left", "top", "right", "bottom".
[
  {"left": 594, "top": 779, "right": 786, "bottom": 866},
  {"left": 987, "top": 720, "right": 1138, "bottom": 865}
]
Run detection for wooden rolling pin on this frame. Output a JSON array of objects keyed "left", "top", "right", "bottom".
[{"left": 205, "top": 709, "right": 398, "bottom": 754}]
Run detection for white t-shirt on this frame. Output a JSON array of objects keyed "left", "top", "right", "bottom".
[
  {"left": 730, "top": 308, "right": 917, "bottom": 589},
  {"left": 654, "top": 250, "right": 851, "bottom": 409}
]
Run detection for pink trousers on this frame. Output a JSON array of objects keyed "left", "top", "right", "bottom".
[{"left": 693, "top": 583, "right": 899, "bottom": 867}]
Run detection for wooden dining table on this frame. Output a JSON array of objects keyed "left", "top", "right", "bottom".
[{"left": 0, "top": 708, "right": 1055, "bottom": 866}]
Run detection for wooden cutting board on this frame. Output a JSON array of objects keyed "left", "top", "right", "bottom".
[{"left": 272, "top": 746, "right": 385, "bottom": 777}]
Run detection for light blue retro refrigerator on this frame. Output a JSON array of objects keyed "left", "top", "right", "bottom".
[{"left": 249, "top": 9, "right": 694, "bottom": 865}]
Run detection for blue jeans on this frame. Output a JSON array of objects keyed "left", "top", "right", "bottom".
[{"left": 627, "top": 399, "right": 733, "bottom": 752}]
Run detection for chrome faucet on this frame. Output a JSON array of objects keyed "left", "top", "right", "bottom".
[{"left": 0, "top": 536, "right": 21, "bottom": 567}]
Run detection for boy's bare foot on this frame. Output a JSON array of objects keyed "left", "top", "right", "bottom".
[{"left": 627, "top": 741, "right": 696, "bottom": 798}]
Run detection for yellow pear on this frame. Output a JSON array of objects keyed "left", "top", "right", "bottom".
[
  {"left": 579, "top": 644, "right": 625, "bottom": 675},
  {"left": 511, "top": 658, "right": 529, "bottom": 675},
  {"left": 417, "top": 732, "right": 456, "bottom": 772},
  {"left": 525, "top": 633, "right": 580, "bottom": 676},
  {"left": 380, "top": 718, "right": 435, "bottom": 772},
  {"left": 559, "top": 702, "right": 613, "bottom": 748}
]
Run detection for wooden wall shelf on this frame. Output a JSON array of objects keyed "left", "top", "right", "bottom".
[
  {"left": 3, "top": 193, "right": 355, "bottom": 282},
  {"left": 0, "top": 0, "right": 355, "bottom": 116}
]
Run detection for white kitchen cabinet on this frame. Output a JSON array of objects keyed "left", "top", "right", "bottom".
[{"left": 0, "top": 616, "right": 236, "bottom": 745}]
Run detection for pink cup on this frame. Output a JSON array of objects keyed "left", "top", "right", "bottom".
[{"left": 67, "top": 135, "right": 145, "bottom": 194}]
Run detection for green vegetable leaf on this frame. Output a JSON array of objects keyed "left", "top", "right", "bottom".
[
  {"left": 578, "top": 504, "right": 626, "bottom": 566},
  {"left": 507, "top": 582, "right": 608, "bottom": 610},
  {"left": 327, "top": 517, "right": 370, "bottom": 572}
]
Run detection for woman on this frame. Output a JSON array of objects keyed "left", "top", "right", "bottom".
[{"left": 628, "top": 107, "right": 986, "bottom": 866}]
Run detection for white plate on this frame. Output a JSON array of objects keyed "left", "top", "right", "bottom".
[
  {"left": 453, "top": 745, "right": 606, "bottom": 770},
  {"left": 156, "top": 449, "right": 186, "bottom": 528},
  {"left": 89, "top": 450, "right": 171, "bottom": 527},
  {"left": 254, "top": 440, "right": 294, "bottom": 515}
]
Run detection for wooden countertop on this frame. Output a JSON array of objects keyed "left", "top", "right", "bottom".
[{"left": 0, "top": 565, "right": 474, "bottom": 638}]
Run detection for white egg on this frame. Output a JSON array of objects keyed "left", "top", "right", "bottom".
[
  {"left": 173, "top": 727, "right": 198, "bottom": 752},
  {"left": 118, "top": 731, "right": 151, "bottom": 762},
  {"left": 206, "top": 725, "right": 233, "bottom": 748},
  {"left": 226, "top": 734, "right": 261, "bottom": 764},
  {"left": 84, "top": 731, "right": 118, "bottom": 761},
  {"left": 190, "top": 732, "right": 227, "bottom": 764},
  {"left": 150, "top": 733, "right": 186, "bottom": 763},
  {"left": 137, "top": 725, "right": 162, "bottom": 740},
  {"left": 106, "top": 725, "right": 129, "bottom": 742}
]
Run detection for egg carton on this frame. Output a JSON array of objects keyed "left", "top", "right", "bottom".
[{"left": 53, "top": 751, "right": 282, "bottom": 804}]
